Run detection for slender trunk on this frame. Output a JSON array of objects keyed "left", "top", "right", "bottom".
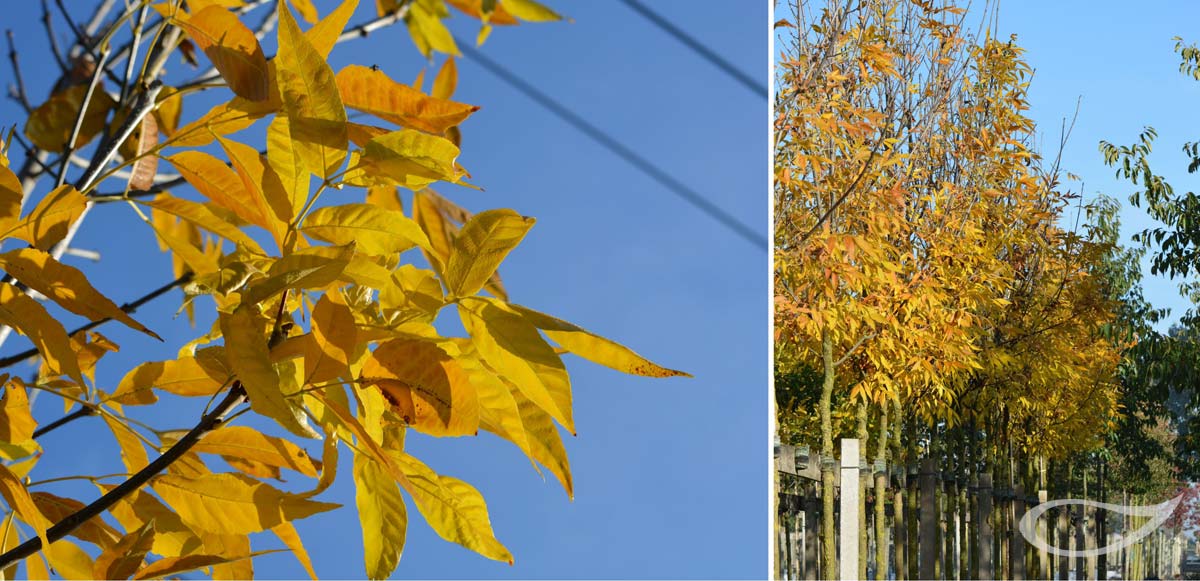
[
  {"left": 893, "top": 400, "right": 906, "bottom": 581},
  {"left": 874, "top": 403, "right": 889, "bottom": 580},
  {"left": 819, "top": 329, "right": 836, "bottom": 580}
]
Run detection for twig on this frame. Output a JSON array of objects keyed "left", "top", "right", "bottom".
[
  {"left": 54, "top": 42, "right": 110, "bottom": 188},
  {"left": 118, "top": 3, "right": 150, "bottom": 106},
  {"left": 40, "top": 0, "right": 67, "bottom": 73},
  {"left": 0, "top": 383, "right": 247, "bottom": 569},
  {"left": 0, "top": 272, "right": 192, "bottom": 371},
  {"left": 4, "top": 31, "right": 32, "bottom": 112},
  {"left": 31, "top": 404, "right": 96, "bottom": 438}
]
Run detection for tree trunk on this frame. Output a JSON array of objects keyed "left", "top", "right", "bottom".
[
  {"left": 857, "top": 401, "right": 868, "bottom": 581},
  {"left": 819, "top": 329, "right": 837, "bottom": 580}
]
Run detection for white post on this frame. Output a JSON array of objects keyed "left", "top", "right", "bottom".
[{"left": 840, "top": 439, "right": 860, "bottom": 581}]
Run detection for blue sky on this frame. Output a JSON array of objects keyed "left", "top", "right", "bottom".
[
  {"left": 0, "top": 1, "right": 767, "bottom": 578},
  {"left": 991, "top": 1, "right": 1200, "bottom": 332}
]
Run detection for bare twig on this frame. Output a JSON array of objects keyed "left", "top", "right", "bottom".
[
  {"left": 54, "top": 42, "right": 111, "bottom": 188},
  {"left": 32, "top": 404, "right": 97, "bottom": 438},
  {"left": 0, "top": 272, "right": 192, "bottom": 371},
  {"left": 0, "top": 383, "right": 247, "bottom": 569},
  {"left": 4, "top": 31, "right": 32, "bottom": 112},
  {"left": 40, "top": 0, "right": 68, "bottom": 73}
]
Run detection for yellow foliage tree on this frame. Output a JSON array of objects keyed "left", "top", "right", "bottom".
[{"left": 0, "top": 1, "right": 686, "bottom": 579}]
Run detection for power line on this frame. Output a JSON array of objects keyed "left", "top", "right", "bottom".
[
  {"left": 456, "top": 39, "right": 767, "bottom": 251},
  {"left": 617, "top": 0, "right": 766, "bottom": 99}
]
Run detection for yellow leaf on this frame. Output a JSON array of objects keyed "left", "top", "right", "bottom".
[
  {"left": 512, "top": 304, "right": 690, "bottom": 377},
  {"left": 393, "top": 452, "right": 511, "bottom": 563},
  {"left": 176, "top": 6, "right": 271, "bottom": 101},
  {"left": 5, "top": 185, "right": 86, "bottom": 251},
  {"left": 354, "top": 453, "right": 407, "bottom": 579},
  {"left": 304, "top": 0, "right": 358, "bottom": 58},
  {"left": 92, "top": 520, "right": 155, "bottom": 580},
  {"left": 24, "top": 84, "right": 116, "bottom": 151},
  {"left": 138, "top": 195, "right": 264, "bottom": 253},
  {"left": 0, "top": 379, "right": 36, "bottom": 447},
  {"left": 271, "top": 522, "right": 317, "bottom": 580},
  {"left": 30, "top": 492, "right": 120, "bottom": 549},
  {"left": 103, "top": 413, "right": 149, "bottom": 473},
  {"left": 167, "top": 149, "right": 268, "bottom": 223},
  {"left": 240, "top": 245, "right": 352, "bottom": 305},
  {"left": 361, "top": 339, "right": 480, "bottom": 437},
  {"left": 412, "top": 189, "right": 512, "bottom": 299},
  {"left": 357, "top": 129, "right": 465, "bottom": 188},
  {"left": 0, "top": 248, "right": 161, "bottom": 340},
  {"left": 0, "top": 463, "right": 50, "bottom": 551},
  {"left": 459, "top": 296, "right": 573, "bottom": 433},
  {"left": 0, "top": 282, "right": 82, "bottom": 385},
  {"left": 220, "top": 306, "right": 316, "bottom": 437},
  {"left": 266, "top": 116, "right": 310, "bottom": 221},
  {"left": 443, "top": 209, "right": 533, "bottom": 298},
  {"left": 100, "top": 485, "right": 203, "bottom": 558},
  {"left": 467, "top": 350, "right": 571, "bottom": 496},
  {"left": 277, "top": 0, "right": 348, "bottom": 178},
  {"left": 44, "top": 538, "right": 94, "bottom": 581},
  {"left": 217, "top": 136, "right": 293, "bottom": 242},
  {"left": 153, "top": 472, "right": 340, "bottom": 535},
  {"left": 289, "top": 0, "right": 319, "bottom": 23},
  {"left": 0, "top": 164, "right": 24, "bottom": 234},
  {"left": 110, "top": 350, "right": 230, "bottom": 405},
  {"left": 306, "top": 293, "right": 357, "bottom": 384},
  {"left": 432, "top": 57, "right": 458, "bottom": 100},
  {"left": 499, "top": 0, "right": 563, "bottom": 21},
  {"left": 406, "top": 2, "right": 459, "bottom": 57},
  {"left": 131, "top": 553, "right": 266, "bottom": 580},
  {"left": 202, "top": 532, "right": 253, "bottom": 580},
  {"left": 335, "top": 65, "right": 479, "bottom": 135},
  {"left": 301, "top": 203, "right": 431, "bottom": 256},
  {"left": 192, "top": 425, "right": 319, "bottom": 477}
]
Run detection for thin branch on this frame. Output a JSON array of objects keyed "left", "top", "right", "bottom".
[
  {"left": 40, "top": 0, "right": 67, "bottom": 73},
  {"left": 0, "top": 272, "right": 192, "bottom": 371},
  {"left": 4, "top": 31, "right": 32, "bottom": 112},
  {"left": 31, "top": 404, "right": 96, "bottom": 439},
  {"left": 0, "top": 384, "right": 247, "bottom": 569},
  {"left": 54, "top": 42, "right": 110, "bottom": 188}
]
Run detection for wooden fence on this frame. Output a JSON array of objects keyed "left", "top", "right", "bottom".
[{"left": 774, "top": 439, "right": 1186, "bottom": 580}]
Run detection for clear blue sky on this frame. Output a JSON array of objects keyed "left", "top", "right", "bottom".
[
  {"left": 0, "top": 1, "right": 767, "bottom": 578},
  {"left": 991, "top": 1, "right": 1200, "bottom": 332}
]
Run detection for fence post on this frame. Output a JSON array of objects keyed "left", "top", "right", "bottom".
[
  {"left": 1012, "top": 484, "right": 1026, "bottom": 580},
  {"left": 840, "top": 439, "right": 860, "bottom": 581},
  {"left": 977, "top": 472, "right": 994, "bottom": 580},
  {"left": 804, "top": 486, "right": 819, "bottom": 581}
]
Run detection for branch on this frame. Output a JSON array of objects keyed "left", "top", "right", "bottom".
[
  {"left": 0, "top": 383, "right": 246, "bottom": 569},
  {"left": 4, "top": 31, "right": 32, "bottom": 112},
  {"left": 31, "top": 403, "right": 96, "bottom": 439},
  {"left": 0, "top": 272, "right": 192, "bottom": 371},
  {"left": 40, "top": 0, "right": 67, "bottom": 73}
]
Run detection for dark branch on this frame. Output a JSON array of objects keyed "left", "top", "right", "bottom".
[
  {"left": 32, "top": 404, "right": 96, "bottom": 439},
  {"left": 0, "top": 383, "right": 246, "bottom": 569},
  {"left": 0, "top": 272, "right": 192, "bottom": 371},
  {"left": 5, "top": 31, "right": 32, "bottom": 112}
]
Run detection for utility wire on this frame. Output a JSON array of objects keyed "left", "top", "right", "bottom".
[
  {"left": 456, "top": 39, "right": 768, "bottom": 251},
  {"left": 617, "top": 0, "right": 766, "bottom": 99}
]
